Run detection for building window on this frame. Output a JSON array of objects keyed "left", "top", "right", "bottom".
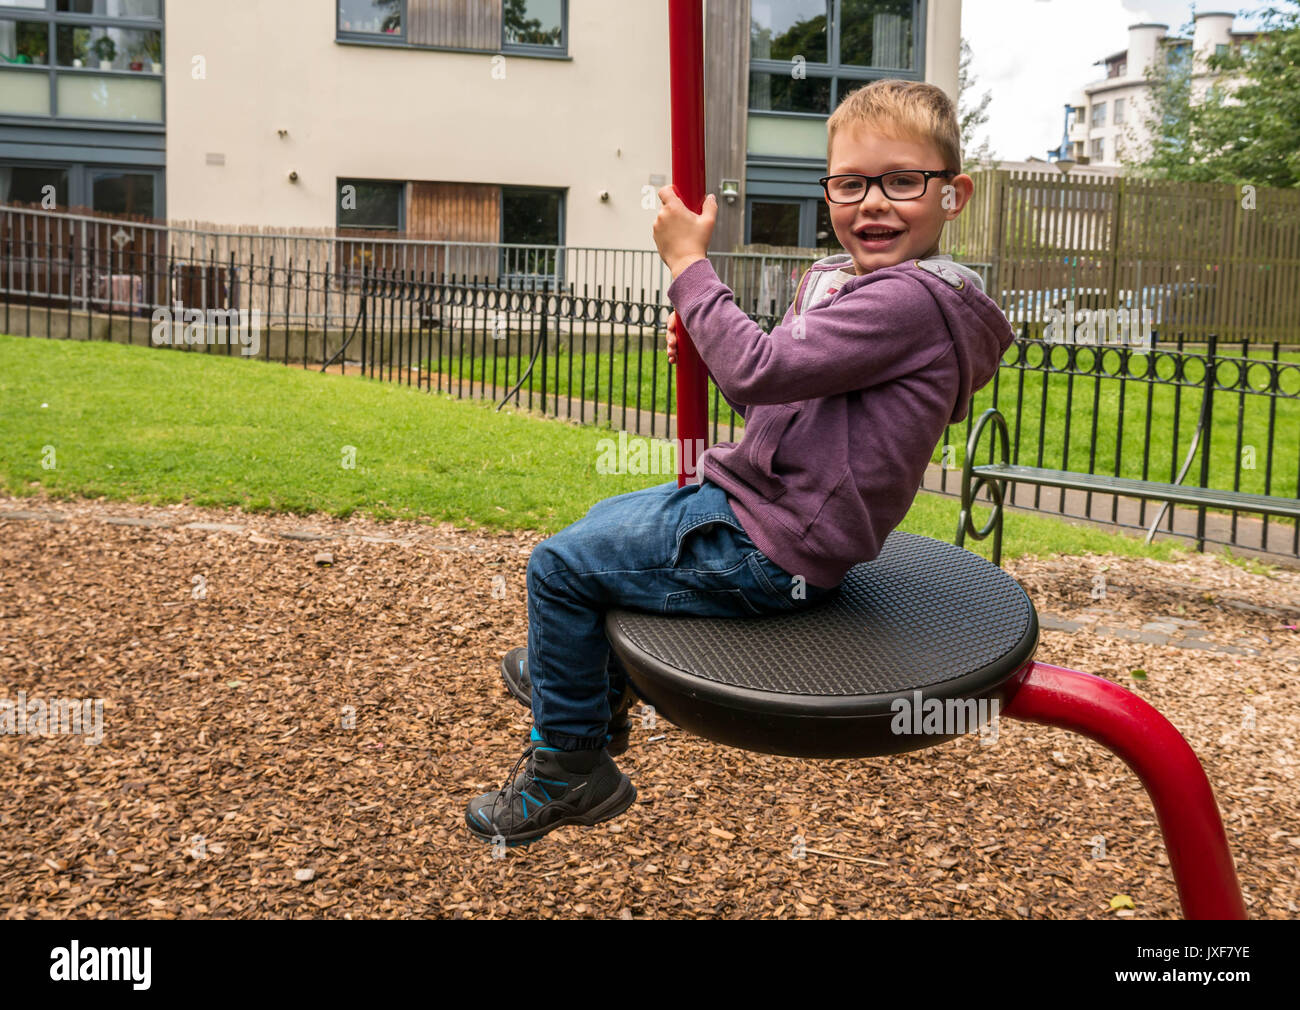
[
  {"left": 1113, "top": 97, "right": 1125, "bottom": 124},
  {"left": 91, "top": 167, "right": 152, "bottom": 214},
  {"left": 749, "top": 0, "right": 924, "bottom": 118},
  {"left": 501, "top": 185, "right": 562, "bottom": 282},
  {"left": 0, "top": 159, "right": 162, "bottom": 215},
  {"left": 1091, "top": 138, "right": 1104, "bottom": 161},
  {"left": 501, "top": 185, "right": 560, "bottom": 245},
  {"left": 752, "top": 0, "right": 829, "bottom": 62},
  {"left": 0, "top": 162, "right": 68, "bottom": 204},
  {"left": 337, "top": 0, "right": 403, "bottom": 39},
  {"left": 502, "top": 0, "right": 565, "bottom": 52},
  {"left": 746, "top": 197, "right": 832, "bottom": 249},
  {"left": 335, "top": 1, "right": 567, "bottom": 56},
  {"left": 749, "top": 73, "right": 833, "bottom": 114},
  {"left": 744, "top": 1, "right": 923, "bottom": 245},
  {"left": 749, "top": 200, "right": 802, "bottom": 246},
  {"left": 56, "top": 2, "right": 162, "bottom": 15},
  {"left": 0, "top": 0, "right": 164, "bottom": 121},
  {"left": 840, "top": 0, "right": 916, "bottom": 70},
  {"left": 337, "top": 179, "right": 404, "bottom": 231},
  {"left": 1215, "top": 43, "right": 1229, "bottom": 58},
  {"left": 0, "top": 17, "right": 46, "bottom": 62},
  {"left": 1091, "top": 101, "right": 1106, "bottom": 126}
]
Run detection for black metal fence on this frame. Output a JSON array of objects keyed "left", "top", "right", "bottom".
[
  {"left": 930, "top": 333, "right": 1300, "bottom": 559},
  {"left": 333, "top": 266, "right": 785, "bottom": 448},
  {"left": 3, "top": 204, "right": 1298, "bottom": 561},
  {"left": 0, "top": 203, "right": 815, "bottom": 345}
]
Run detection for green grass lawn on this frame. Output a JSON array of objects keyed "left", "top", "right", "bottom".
[
  {"left": 0, "top": 333, "right": 1259, "bottom": 568},
  {"left": 414, "top": 337, "right": 1300, "bottom": 498}
]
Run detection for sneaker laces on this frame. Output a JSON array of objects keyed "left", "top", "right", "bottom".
[{"left": 488, "top": 738, "right": 543, "bottom": 834}]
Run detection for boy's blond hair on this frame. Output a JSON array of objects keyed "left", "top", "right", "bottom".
[{"left": 826, "top": 79, "right": 962, "bottom": 175}]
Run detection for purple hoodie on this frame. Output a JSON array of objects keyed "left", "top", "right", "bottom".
[{"left": 667, "top": 252, "right": 1014, "bottom": 589}]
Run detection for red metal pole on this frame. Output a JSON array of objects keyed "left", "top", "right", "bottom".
[
  {"left": 1004, "top": 662, "right": 1247, "bottom": 919},
  {"left": 668, "top": 0, "right": 709, "bottom": 487}
]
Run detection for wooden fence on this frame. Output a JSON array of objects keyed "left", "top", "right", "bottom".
[{"left": 941, "top": 170, "right": 1300, "bottom": 342}]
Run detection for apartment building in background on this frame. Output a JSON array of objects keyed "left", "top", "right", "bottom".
[
  {"left": 1, "top": 0, "right": 962, "bottom": 252},
  {"left": 1052, "top": 11, "right": 1262, "bottom": 168},
  {"left": 0, "top": 0, "right": 164, "bottom": 217}
]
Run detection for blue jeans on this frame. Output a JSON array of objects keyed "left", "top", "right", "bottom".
[{"left": 525, "top": 479, "right": 839, "bottom": 750}]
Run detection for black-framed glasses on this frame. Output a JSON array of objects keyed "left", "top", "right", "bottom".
[{"left": 819, "top": 170, "right": 955, "bottom": 204}]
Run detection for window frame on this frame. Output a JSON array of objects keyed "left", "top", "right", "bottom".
[
  {"left": 0, "top": 157, "right": 164, "bottom": 216},
  {"left": 335, "top": 177, "right": 406, "bottom": 232},
  {"left": 334, "top": 0, "right": 571, "bottom": 60},
  {"left": 748, "top": 0, "right": 927, "bottom": 122},
  {"left": 745, "top": 196, "right": 834, "bottom": 249},
  {"left": 335, "top": 0, "right": 407, "bottom": 46},
  {"left": 500, "top": 0, "right": 567, "bottom": 57},
  {"left": 498, "top": 183, "right": 565, "bottom": 288},
  {"left": 88, "top": 163, "right": 158, "bottom": 215},
  {"left": 0, "top": 0, "right": 165, "bottom": 128}
]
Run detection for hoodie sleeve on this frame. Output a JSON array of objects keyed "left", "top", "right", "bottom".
[
  {"left": 708, "top": 367, "right": 748, "bottom": 419},
  {"left": 668, "top": 258, "right": 950, "bottom": 406}
]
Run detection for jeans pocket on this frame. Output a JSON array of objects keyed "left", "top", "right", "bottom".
[
  {"left": 664, "top": 587, "right": 763, "bottom": 617},
  {"left": 752, "top": 550, "right": 837, "bottom": 608}
]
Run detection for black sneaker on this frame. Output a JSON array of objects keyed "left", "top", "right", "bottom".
[
  {"left": 465, "top": 727, "right": 637, "bottom": 846},
  {"left": 499, "top": 648, "right": 633, "bottom": 756}
]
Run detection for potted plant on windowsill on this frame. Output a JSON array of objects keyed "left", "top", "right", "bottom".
[
  {"left": 128, "top": 41, "right": 145, "bottom": 71},
  {"left": 144, "top": 33, "right": 162, "bottom": 73},
  {"left": 70, "top": 28, "right": 88, "bottom": 68},
  {"left": 92, "top": 35, "right": 117, "bottom": 71},
  {"left": 16, "top": 27, "right": 47, "bottom": 65}
]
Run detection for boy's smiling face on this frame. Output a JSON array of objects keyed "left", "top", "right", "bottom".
[{"left": 826, "top": 125, "right": 973, "bottom": 275}]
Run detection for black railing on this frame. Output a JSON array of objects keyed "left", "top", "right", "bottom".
[
  {"left": 4, "top": 206, "right": 1298, "bottom": 561},
  {"left": 930, "top": 327, "right": 1300, "bottom": 558},
  {"left": 336, "top": 266, "right": 787, "bottom": 445}
]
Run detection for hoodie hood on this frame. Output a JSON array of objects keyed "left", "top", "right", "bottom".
[{"left": 797, "top": 252, "right": 1013, "bottom": 424}]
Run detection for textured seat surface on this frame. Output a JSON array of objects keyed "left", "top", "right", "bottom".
[{"left": 606, "top": 532, "right": 1039, "bottom": 757}]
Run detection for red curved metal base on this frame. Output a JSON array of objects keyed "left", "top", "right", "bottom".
[{"left": 1004, "top": 661, "right": 1247, "bottom": 919}]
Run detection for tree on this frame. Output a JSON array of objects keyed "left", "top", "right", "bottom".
[
  {"left": 1127, "top": 2, "right": 1300, "bottom": 187},
  {"left": 958, "top": 38, "right": 996, "bottom": 168}
]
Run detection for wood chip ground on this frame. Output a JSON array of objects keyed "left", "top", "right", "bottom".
[{"left": 1, "top": 494, "right": 1296, "bottom": 919}]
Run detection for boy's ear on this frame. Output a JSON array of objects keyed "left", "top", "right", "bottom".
[{"left": 941, "top": 174, "right": 975, "bottom": 219}]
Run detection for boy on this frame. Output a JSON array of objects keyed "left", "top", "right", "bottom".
[{"left": 465, "top": 80, "right": 1014, "bottom": 846}]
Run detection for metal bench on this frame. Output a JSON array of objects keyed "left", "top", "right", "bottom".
[{"left": 957, "top": 406, "right": 1300, "bottom": 566}]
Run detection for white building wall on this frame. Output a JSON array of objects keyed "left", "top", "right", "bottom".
[
  {"left": 164, "top": 0, "right": 675, "bottom": 248},
  {"left": 164, "top": 0, "right": 961, "bottom": 247}
]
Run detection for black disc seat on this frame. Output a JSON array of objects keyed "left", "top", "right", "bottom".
[{"left": 605, "top": 532, "right": 1040, "bottom": 758}]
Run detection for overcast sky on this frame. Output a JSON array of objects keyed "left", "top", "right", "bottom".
[{"left": 960, "top": 0, "right": 1281, "bottom": 161}]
